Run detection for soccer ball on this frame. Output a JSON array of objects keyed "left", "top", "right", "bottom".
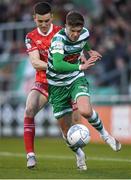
[{"left": 67, "top": 124, "right": 90, "bottom": 148}]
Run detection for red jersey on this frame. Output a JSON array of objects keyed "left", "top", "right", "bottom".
[{"left": 25, "top": 24, "right": 61, "bottom": 83}]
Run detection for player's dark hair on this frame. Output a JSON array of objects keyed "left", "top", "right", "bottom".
[
  {"left": 66, "top": 11, "right": 84, "bottom": 27},
  {"left": 33, "top": 2, "right": 52, "bottom": 15}
]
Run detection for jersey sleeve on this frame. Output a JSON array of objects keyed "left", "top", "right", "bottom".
[
  {"left": 84, "top": 42, "right": 91, "bottom": 51},
  {"left": 25, "top": 34, "right": 38, "bottom": 53},
  {"left": 50, "top": 35, "right": 79, "bottom": 72},
  {"left": 50, "top": 36, "right": 64, "bottom": 54},
  {"left": 53, "top": 53, "right": 79, "bottom": 72},
  {"left": 82, "top": 28, "right": 91, "bottom": 51}
]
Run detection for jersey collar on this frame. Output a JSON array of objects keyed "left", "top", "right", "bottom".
[{"left": 37, "top": 24, "right": 53, "bottom": 36}]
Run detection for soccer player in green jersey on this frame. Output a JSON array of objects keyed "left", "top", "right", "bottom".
[{"left": 47, "top": 11, "right": 121, "bottom": 170}]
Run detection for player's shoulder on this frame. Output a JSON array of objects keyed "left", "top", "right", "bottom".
[
  {"left": 53, "top": 28, "right": 65, "bottom": 38},
  {"left": 53, "top": 24, "right": 62, "bottom": 31},
  {"left": 26, "top": 28, "right": 38, "bottom": 38},
  {"left": 51, "top": 28, "right": 66, "bottom": 43},
  {"left": 81, "top": 27, "right": 90, "bottom": 37},
  {"left": 52, "top": 24, "right": 62, "bottom": 36}
]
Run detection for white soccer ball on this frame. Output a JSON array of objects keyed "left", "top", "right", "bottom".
[{"left": 67, "top": 124, "right": 90, "bottom": 148}]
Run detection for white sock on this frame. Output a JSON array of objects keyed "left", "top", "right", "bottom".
[
  {"left": 99, "top": 127, "right": 109, "bottom": 137},
  {"left": 27, "top": 152, "right": 35, "bottom": 158},
  {"left": 76, "top": 148, "right": 84, "bottom": 156}
]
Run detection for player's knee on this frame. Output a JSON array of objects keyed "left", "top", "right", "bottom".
[
  {"left": 79, "top": 107, "right": 92, "bottom": 119},
  {"left": 72, "top": 111, "right": 81, "bottom": 124},
  {"left": 25, "top": 106, "right": 36, "bottom": 117}
]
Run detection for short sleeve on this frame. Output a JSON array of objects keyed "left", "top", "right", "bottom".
[{"left": 25, "top": 34, "right": 38, "bottom": 53}]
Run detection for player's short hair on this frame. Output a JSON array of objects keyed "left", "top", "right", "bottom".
[
  {"left": 33, "top": 2, "right": 52, "bottom": 15},
  {"left": 66, "top": 11, "right": 84, "bottom": 27}
]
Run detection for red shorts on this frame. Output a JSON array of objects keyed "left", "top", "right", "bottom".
[{"left": 31, "top": 82, "right": 48, "bottom": 98}]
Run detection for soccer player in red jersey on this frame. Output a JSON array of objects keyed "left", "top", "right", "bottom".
[{"left": 24, "top": 2, "right": 62, "bottom": 168}]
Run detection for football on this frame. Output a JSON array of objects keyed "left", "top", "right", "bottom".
[{"left": 67, "top": 124, "right": 90, "bottom": 148}]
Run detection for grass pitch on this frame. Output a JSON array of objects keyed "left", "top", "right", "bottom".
[{"left": 0, "top": 137, "right": 131, "bottom": 179}]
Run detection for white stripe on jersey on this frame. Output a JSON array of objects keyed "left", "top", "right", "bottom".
[
  {"left": 47, "top": 72, "right": 84, "bottom": 86},
  {"left": 47, "top": 68, "right": 81, "bottom": 78}
]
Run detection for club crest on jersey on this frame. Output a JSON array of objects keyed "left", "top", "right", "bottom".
[{"left": 36, "top": 40, "right": 42, "bottom": 44}]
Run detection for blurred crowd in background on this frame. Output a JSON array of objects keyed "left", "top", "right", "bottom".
[{"left": 0, "top": 0, "right": 130, "bottom": 98}]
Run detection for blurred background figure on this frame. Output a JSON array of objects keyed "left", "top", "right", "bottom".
[{"left": 0, "top": 0, "right": 131, "bottom": 144}]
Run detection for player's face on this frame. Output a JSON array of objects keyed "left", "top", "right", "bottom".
[
  {"left": 65, "top": 25, "right": 83, "bottom": 42},
  {"left": 34, "top": 13, "right": 53, "bottom": 34}
]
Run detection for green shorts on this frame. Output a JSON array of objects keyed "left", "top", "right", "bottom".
[{"left": 48, "top": 76, "right": 90, "bottom": 119}]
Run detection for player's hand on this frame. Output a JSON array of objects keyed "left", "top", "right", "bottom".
[
  {"left": 80, "top": 55, "right": 87, "bottom": 63},
  {"left": 79, "top": 56, "right": 99, "bottom": 70},
  {"left": 88, "top": 50, "right": 102, "bottom": 59}
]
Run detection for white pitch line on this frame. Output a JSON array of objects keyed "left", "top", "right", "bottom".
[{"left": 0, "top": 152, "right": 131, "bottom": 163}]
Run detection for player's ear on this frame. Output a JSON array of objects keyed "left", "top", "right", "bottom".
[
  {"left": 51, "top": 13, "right": 53, "bottom": 20},
  {"left": 65, "top": 24, "right": 69, "bottom": 30},
  {"left": 33, "top": 15, "right": 37, "bottom": 23},
  {"left": 33, "top": 15, "right": 35, "bottom": 20}
]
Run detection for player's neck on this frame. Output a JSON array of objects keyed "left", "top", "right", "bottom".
[{"left": 37, "top": 24, "right": 53, "bottom": 36}]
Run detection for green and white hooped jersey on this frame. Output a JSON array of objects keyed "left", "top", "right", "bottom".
[{"left": 47, "top": 27, "right": 90, "bottom": 86}]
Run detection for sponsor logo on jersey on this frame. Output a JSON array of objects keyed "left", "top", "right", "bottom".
[
  {"left": 64, "top": 53, "right": 80, "bottom": 62},
  {"left": 64, "top": 45, "right": 76, "bottom": 51}
]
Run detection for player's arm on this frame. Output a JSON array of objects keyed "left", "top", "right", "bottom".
[
  {"left": 84, "top": 43, "right": 102, "bottom": 59},
  {"left": 25, "top": 34, "right": 47, "bottom": 70},
  {"left": 53, "top": 52, "right": 98, "bottom": 72},
  {"left": 51, "top": 37, "right": 79, "bottom": 72},
  {"left": 53, "top": 53, "right": 79, "bottom": 72},
  {"left": 52, "top": 35, "right": 98, "bottom": 72},
  {"left": 28, "top": 50, "right": 47, "bottom": 70}
]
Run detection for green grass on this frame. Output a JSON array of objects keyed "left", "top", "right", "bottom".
[{"left": 0, "top": 137, "right": 131, "bottom": 179}]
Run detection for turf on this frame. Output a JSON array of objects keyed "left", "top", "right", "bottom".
[{"left": 0, "top": 137, "right": 131, "bottom": 179}]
